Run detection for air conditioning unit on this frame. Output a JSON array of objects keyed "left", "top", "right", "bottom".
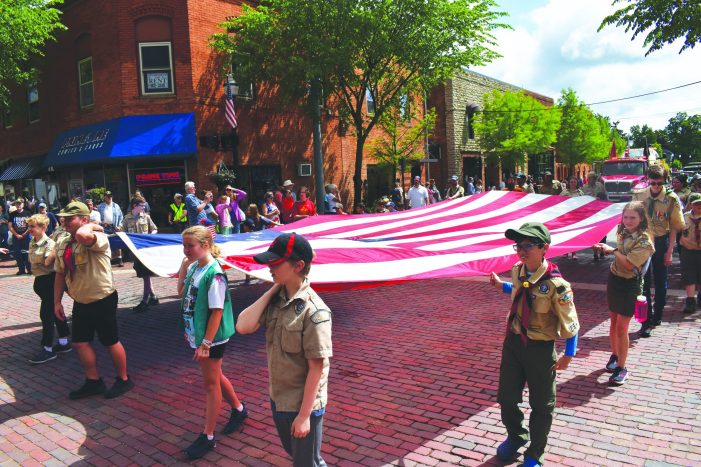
[{"left": 298, "top": 163, "right": 312, "bottom": 177}]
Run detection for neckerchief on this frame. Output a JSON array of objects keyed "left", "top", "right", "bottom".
[
  {"left": 63, "top": 242, "right": 76, "bottom": 280},
  {"left": 507, "top": 261, "right": 561, "bottom": 346},
  {"left": 693, "top": 217, "right": 701, "bottom": 247}
]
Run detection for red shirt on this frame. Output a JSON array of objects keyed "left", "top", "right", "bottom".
[{"left": 293, "top": 199, "right": 317, "bottom": 218}]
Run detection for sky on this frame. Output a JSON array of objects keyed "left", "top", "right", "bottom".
[{"left": 473, "top": 0, "right": 701, "bottom": 134}]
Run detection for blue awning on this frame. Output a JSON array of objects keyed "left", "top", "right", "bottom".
[
  {"left": 43, "top": 112, "right": 196, "bottom": 168},
  {"left": 0, "top": 155, "right": 46, "bottom": 181}
]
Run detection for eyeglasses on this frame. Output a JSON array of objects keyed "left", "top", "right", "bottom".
[
  {"left": 512, "top": 243, "right": 543, "bottom": 252},
  {"left": 225, "top": 188, "right": 233, "bottom": 191},
  {"left": 648, "top": 182, "right": 665, "bottom": 187}
]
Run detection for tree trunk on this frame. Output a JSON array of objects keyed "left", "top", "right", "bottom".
[{"left": 353, "top": 134, "right": 366, "bottom": 206}]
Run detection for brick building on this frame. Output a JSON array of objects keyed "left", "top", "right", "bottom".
[
  {"left": 0, "top": 0, "right": 369, "bottom": 225},
  {"left": 427, "top": 69, "right": 566, "bottom": 190}
]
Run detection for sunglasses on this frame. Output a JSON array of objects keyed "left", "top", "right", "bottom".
[
  {"left": 512, "top": 243, "right": 543, "bottom": 252},
  {"left": 648, "top": 182, "right": 665, "bottom": 187}
]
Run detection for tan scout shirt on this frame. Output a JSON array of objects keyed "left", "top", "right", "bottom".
[
  {"left": 611, "top": 229, "right": 655, "bottom": 278},
  {"left": 29, "top": 235, "right": 55, "bottom": 277},
  {"left": 123, "top": 212, "right": 157, "bottom": 234},
  {"left": 633, "top": 187, "right": 685, "bottom": 237},
  {"left": 509, "top": 260, "right": 580, "bottom": 341},
  {"left": 681, "top": 212, "right": 701, "bottom": 250},
  {"left": 55, "top": 232, "right": 115, "bottom": 304},
  {"left": 259, "top": 279, "right": 332, "bottom": 412}
]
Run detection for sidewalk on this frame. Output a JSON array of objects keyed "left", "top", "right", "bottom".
[{"left": 0, "top": 255, "right": 700, "bottom": 466}]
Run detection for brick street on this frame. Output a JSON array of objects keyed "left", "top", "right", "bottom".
[{"left": 1, "top": 253, "right": 700, "bottom": 466}]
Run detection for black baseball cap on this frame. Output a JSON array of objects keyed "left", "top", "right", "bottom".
[
  {"left": 505, "top": 222, "right": 551, "bottom": 244},
  {"left": 254, "top": 232, "right": 314, "bottom": 265}
]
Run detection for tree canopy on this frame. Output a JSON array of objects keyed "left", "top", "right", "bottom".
[
  {"left": 660, "top": 112, "right": 701, "bottom": 166},
  {"left": 211, "top": 0, "right": 507, "bottom": 203},
  {"left": 473, "top": 89, "right": 561, "bottom": 170},
  {"left": 599, "top": 0, "right": 701, "bottom": 55},
  {"left": 0, "top": 0, "right": 65, "bottom": 107}
]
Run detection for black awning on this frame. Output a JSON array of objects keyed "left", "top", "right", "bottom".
[{"left": 0, "top": 155, "right": 46, "bottom": 181}]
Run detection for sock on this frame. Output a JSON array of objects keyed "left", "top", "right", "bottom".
[
  {"left": 58, "top": 338, "right": 68, "bottom": 345},
  {"left": 206, "top": 434, "right": 214, "bottom": 441},
  {"left": 44, "top": 346, "right": 53, "bottom": 352},
  {"left": 235, "top": 404, "right": 244, "bottom": 412}
]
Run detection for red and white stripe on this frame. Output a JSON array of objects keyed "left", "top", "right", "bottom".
[{"left": 225, "top": 85, "right": 238, "bottom": 129}]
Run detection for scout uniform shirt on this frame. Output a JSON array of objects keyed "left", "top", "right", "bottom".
[
  {"left": 509, "top": 260, "right": 580, "bottom": 341},
  {"left": 55, "top": 232, "right": 115, "bottom": 304},
  {"left": 123, "top": 212, "right": 157, "bottom": 234},
  {"left": 610, "top": 229, "right": 655, "bottom": 278},
  {"left": 681, "top": 211, "right": 701, "bottom": 251},
  {"left": 28, "top": 235, "right": 55, "bottom": 276},
  {"left": 633, "top": 187, "right": 685, "bottom": 237},
  {"left": 259, "top": 279, "right": 332, "bottom": 412}
]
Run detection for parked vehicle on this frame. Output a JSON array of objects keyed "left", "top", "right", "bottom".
[{"left": 601, "top": 148, "right": 658, "bottom": 202}]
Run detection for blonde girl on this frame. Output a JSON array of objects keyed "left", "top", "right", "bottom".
[
  {"left": 177, "top": 226, "right": 247, "bottom": 459},
  {"left": 594, "top": 201, "right": 654, "bottom": 386}
]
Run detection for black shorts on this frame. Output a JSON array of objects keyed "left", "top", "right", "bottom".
[
  {"left": 681, "top": 248, "right": 701, "bottom": 286},
  {"left": 209, "top": 342, "right": 226, "bottom": 359},
  {"left": 72, "top": 291, "right": 120, "bottom": 346},
  {"left": 607, "top": 273, "right": 641, "bottom": 317}
]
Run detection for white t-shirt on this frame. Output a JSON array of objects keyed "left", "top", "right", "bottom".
[
  {"left": 102, "top": 203, "right": 114, "bottom": 224},
  {"left": 89, "top": 211, "right": 101, "bottom": 224},
  {"left": 182, "top": 259, "right": 228, "bottom": 349},
  {"left": 407, "top": 185, "right": 429, "bottom": 208}
]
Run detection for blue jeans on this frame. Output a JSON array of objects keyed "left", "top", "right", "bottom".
[
  {"left": 643, "top": 235, "right": 669, "bottom": 325},
  {"left": 12, "top": 234, "right": 30, "bottom": 273}
]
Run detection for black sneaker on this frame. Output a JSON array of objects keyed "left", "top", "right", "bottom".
[
  {"left": 132, "top": 301, "right": 149, "bottom": 313},
  {"left": 147, "top": 294, "right": 159, "bottom": 306},
  {"left": 104, "top": 376, "right": 134, "bottom": 399},
  {"left": 69, "top": 378, "right": 106, "bottom": 399},
  {"left": 116, "top": 259, "right": 124, "bottom": 267},
  {"left": 609, "top": 367, "right": 628, "bottom": 386},
  {"left": 221, "top": 404, "right": 248, "bottom": 434},
  {"left": 605, "top": 354, "right": 618, "bottom": 373},
  {"left": 683, "top": 297, "right": 696, "bottom": 314},
  {"left": 52, "top": 342, "right": 72, "bottom": 354},
  {"left": 638, "top": 325, "right": 652, "bottom": 338},
  {"left": 185, "top": 433, "right": 215, "bottom": 459},
  {"left": 29, "top": 349, "right": 57, "bottom": 365}
]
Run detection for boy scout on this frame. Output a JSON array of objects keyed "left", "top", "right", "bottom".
[
  {"left": 54, "top": 201, "right": 134, "bottom": 399},
  {"left": 633, "top": 164, "right": 684, "bottom": 337},
  {"left": 679, "top": 193, "right": 701, "bottom": 313},
  {"left": 489, "top": 222, "right": 579, "bottom": 467},
  {"left": 236, "top": 233, "right": 332, "bottom": 467}
]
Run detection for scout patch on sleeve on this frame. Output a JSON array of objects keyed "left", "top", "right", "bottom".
[
  {"left": 568, "top": 322, "right": 578, "bottom": 333},
  {"left": 639, "top": 238, "right": 651, "bottom": 247},
  {"left": 558, "top": 292, "right": 573, "bottom": 305},
  {"left": 556, "top": 284, "right": 567, "bottom": 294},
  {"left": 294, "top": 301, "right": 305, "bottom": 315},
  {"left": 310, "top": 309, "right": 331, "bottom": 324},
  {"left": 539, "top": 283, "right": 550, "bottom": 294}
]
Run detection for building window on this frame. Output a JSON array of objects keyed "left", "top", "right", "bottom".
[
  {"left": 230, "top": 58, "right": 255, "bottom": 100},
  {"left": 465, "top": 105, "right": 477, "bottom": 140},
  {"left": 78, "top": 57, "right": 94, "bottom": 108},
  {"left": 139, "top": 42, "right": 173, "bottom": 95},
  {"left": 27, "top": 85, "right": 39, "bottom": 123},
  {"left": 2, "top": 104, "right": 12, "bottom": 129},
  {"left": 366, "top": 87, "right": 375, "bottom": 116},
  {"left": 398, "top": 93, "right": 410, "bottom": 120}
]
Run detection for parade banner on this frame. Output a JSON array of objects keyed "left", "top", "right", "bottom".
[{"left": 118, "top": 191, "right": 624, "bottom": 290}]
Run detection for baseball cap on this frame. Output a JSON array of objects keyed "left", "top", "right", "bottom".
[
  {"left": 57, "top": 201, "right": 91, "bottom": 217},
  {"left": 38, "top": 202, "right": 47, "bottom": 208},
  {"left": 104, "top": 190, "right": 113, "bottom": 196},
  {"left": 386, "top": 201, "right": 395, "bottom": 207},
  {"left": 282, "top": 180, "right": 294, "bottom": 187},
  {"left": 544, "top": 171, "right": 552, "bottom": 176},
  {"left": 254, "top": 233, "right": 314, "bottom": 265},
  {"left": 414, "top": 176, "right": 421, "bottom": 181},
  {"left": 505, "top": 222, "right": 551, "bottom": 245},
  {"left": 450, "top": 175, "right": 458, "bottom": 181},
  {"left": 688, "top": 193, "right": 701, "bottom": 205},
  {"left": 174, "top": 193, "right": 183, "bottom": 199},
  {"left": 13, "top": 198, "right": 24, "bottom": 204}
]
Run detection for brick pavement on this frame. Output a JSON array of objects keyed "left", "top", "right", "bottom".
[{"left": 0, "top": 252, "right": 700, "bottom": 466}]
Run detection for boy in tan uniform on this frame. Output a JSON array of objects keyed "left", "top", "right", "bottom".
[
  {"left": 54, "top": 201, "right": 134, "bottom": 399},
  {"left": 680, "top": 193, "right": 701, "bottom": 312},
  {"left": 633, "top": 164, "right": 684, "bottom": 337},
  {"left": 237, "top": 233, "right": 332, "bottom": 467}
]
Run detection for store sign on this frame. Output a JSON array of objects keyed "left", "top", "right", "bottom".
[
  {"left": 135, "top": 171, "right": 181, "bottom": 186},
  {"left": 56, "top": 128, "right": 111, "bottom": 156}
]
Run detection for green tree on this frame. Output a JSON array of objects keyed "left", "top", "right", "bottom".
[
  {"left": 0, "top": 0, "right": 65, "bottom": 106},
  {"left": 661, "top": 112, "right": 701, "bottom": 166},
  {"left": 599, "top": 0, "right": 701, "bottom": 55},
  {"left": 210, "top": 0, "right": 507, "bottom": 203},
  {"left": 473, "top": 89, "right": 561, "bottom": 171},
  {"left": 367, "top": 102, "right": 436, "bottom": 172},
  {"left": 628, "top": 123, "right": 657, "bottom": 148},
  {"left": 555, "top": 89, "right": 612, "bottom": 167}
]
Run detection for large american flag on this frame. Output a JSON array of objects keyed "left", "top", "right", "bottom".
[
  {"left": 225, "top": 77, "right": 238, "bottom": 129},
  {"left": 118, "top": 192, "right": 623, "bottom": 290}
]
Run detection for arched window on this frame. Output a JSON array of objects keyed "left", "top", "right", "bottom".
[{"left": 135, "top": 16, "right": 174, "bottom": 95}]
